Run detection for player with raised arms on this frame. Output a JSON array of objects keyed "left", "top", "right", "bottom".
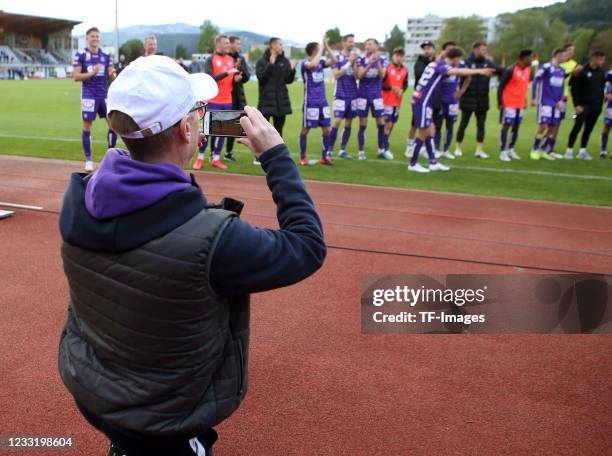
[
  {"left": 73, "top": 27, "right": 116, "bottom": 172},
  {"left": 299, "top": 36, "right": 337, "bottom": 165},
  {"left": 355, "top": 38, "right": 389, "bottom": 160},
  {"left": 328, "top": 34, "right": 359, "bottom": 160}
]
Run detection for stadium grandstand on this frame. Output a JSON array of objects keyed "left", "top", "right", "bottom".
[{"left": 0, "top": 11, "right": 80, "bottom": 79}]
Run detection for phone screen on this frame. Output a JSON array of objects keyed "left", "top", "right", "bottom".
[{"left": 207, "top": 110, "right": 247, "bottom": 137}]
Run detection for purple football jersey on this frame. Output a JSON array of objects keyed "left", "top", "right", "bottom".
[
  {"left": 412, "top": 59, "right": 451, "bottom": 106},
  {"left": 357, "top": 54, "right": 388, "bottom": 98},
  {"left": 302, "top": 58, "right": 328, "bottom": 106},
  {"left": 73, "top": 48, "right": 113, "bottom": 99},
  {"left": 333, "top": 52, "right": 358, "bottom": 99},
  {"left": 439, "top": 60, "right": 465, "bottom": 104},
  {"left": 532, "top": 62, "right": 565, "bottom": 106}
]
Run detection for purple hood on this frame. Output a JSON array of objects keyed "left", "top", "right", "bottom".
[{"left": 85, "top": 148, "right": 192, "bottom": 219}]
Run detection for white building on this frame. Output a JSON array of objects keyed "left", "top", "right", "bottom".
[{"left": 404, "top": 15, "right": 443, "bottom": 60}]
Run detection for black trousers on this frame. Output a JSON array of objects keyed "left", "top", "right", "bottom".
[
  {"left": 567, "top": 105, "right": 602, "bottom": 149},
  {"left": 77, "top": 402, "right": 217, "bottom": 456},
  {"left": 456, "top": 109, "right": 487, "bottom": 143},
  {"left": 265, "top": 115, "right": 286, "bottom": 136}
]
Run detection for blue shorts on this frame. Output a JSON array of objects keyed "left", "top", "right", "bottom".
[
  {"left": 537, "top": 104, "right": 562, "bottom": 126},
  {"left": 81, "top": 97, "right": 107, "bottom": 121},
  {"left": 605, "top": 106, "right": 612, "bottom": 127},
  {"left": 333, "top": 97, "right": 358, "bottom": 119},
  {"left": 500, "top": 107, "right": 524, "bottom": 126},
  {"left": 440, "top": 102, "right": 459, "bottom": 121},
  {"left": 383, "top": 106, "right": 401, "bottom": 123},
  {"left": 303, "top": 104, "right": 331, "bottom": 128},
  {"left": 356, "top": 96, "right": 384, "bottom": 118},
  {"left": 412, "top": 102, "right": 433, "bottom": 129}
]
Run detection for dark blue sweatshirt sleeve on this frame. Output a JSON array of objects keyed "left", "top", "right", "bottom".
[{"left": 209, "top": 144, "right": 326, "bottom": 296}]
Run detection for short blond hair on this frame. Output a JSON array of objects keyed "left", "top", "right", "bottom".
[{"left": 144, "top": 35, "right": 157, "bottom": 43}]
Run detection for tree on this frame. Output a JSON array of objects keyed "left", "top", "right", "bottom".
[
  {"left": 437, "top": 16, "right": 487, "bottom": 53},
  {"left": 590, "top": 28, "right": 612, "bottom": 63},
  {"left": 198, "top": 20, "right": 219, "bottom": 53},
  {"left": 248, "top": 47, "right": 264, "bottom": 63},
  {"left": 565, "top": 28, "right": 595, "bottom": 63},
  {"left": 291, "top": 47, "right": 307, "bottom": 61},
  {"left": 325, "top": 28, "right": 342, "bottom": 45},
  {"left": 384, "top": 25, "right": 405, "bottom": 53},
  {"left": 119, "top": 39, "right": 144, "bottom": 63},
  {"left": 175, "top": 44, "right": 187, "bottom": 59},
  {"left": 493, "top": 11, "right": 568, "bottom": 64}
]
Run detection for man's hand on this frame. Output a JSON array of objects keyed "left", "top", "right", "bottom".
[
  {"left": 238, "top": 106, "right": 284, "bottom": 158},
  {"left": 574, "top": 105, "right": 584, "bottom": 114},
  {"left": 291, "top": 59, "right": 299, "bottom": 69},
  {"left": 234, "top": 73, "right": 243, "bottom": 82},
  {"left": 349, "top": 53, "right": 358, "bottom": 64},
  {"left": 479, "top": 68, "right": 495, "bottom": 76},
  {"left": 227, "top": 68, "right": 239, "bottom": 74},
  {"left": 108, "top": 66, "right": 116, "bottom": 79},
  {"left": 531, "top": 99, "right": 538, "bottom": 107},
  {"left": 393, "top": 87, "right": 403, "bottom": 96}
]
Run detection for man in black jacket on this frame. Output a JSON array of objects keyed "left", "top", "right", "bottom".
[
  {"left": 256, "top": 39, "right": 297, "bottom": 134},
  {"left": 58, "top": 55, "right": 326, "bottom": 456},
  {"left": 454, "top": 42, "right": 503, "bottom": 159},
  {"left": 564, "top": 50, "right": 607, "bottom": 160},
  {"left": 225, "top": 36, "right": 251, "bottom": 162},
  {"left": 405, "top": 41, "right": 435, "bottom": 156}
]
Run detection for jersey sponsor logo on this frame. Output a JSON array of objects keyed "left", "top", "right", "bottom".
[
  {"left": 505, "top": 107, "right": 517, "bottom": 117},
  {"left": 606, "top": 108, "right": 612, "bottom": 119},
  {"left": 322, "top": 106, "right": 331, "bottom": 118},
  {"left": 550, "top": 76, "right": 564, "bottom": 87},
  {"left": 312, "top": 71, "right": 324, "bottom": 83},
  {"left": 448, "top": 103, "right": 459, "bottom": 115},
  {"left": 350, "top": 99, "right": 358, "bottom": 111},
  {"left": 81, "top": 98, "right": 95, "bottom": 112},
  {"left": 356, "top": 98, "right": 367, "bottom": 110},
  {"left": 539, "top": 105, "right": 553, "bottom": 117},
  {"left": 334, "top": 99, "right": 346, "bottom": 110},
  {"left": 373, "top": 98, "right": 384, "bottom": 110},
  {"left": 384, "top": 105, "right": 394, "bottom": 115}
]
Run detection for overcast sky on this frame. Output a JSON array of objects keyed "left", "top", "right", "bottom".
[{"left": 3, "top": 0, "right": 560, "bottom": 43}]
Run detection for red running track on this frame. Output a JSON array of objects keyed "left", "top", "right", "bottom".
[{"left": 1, "top": 155, "right": 611, "bottom": 455}]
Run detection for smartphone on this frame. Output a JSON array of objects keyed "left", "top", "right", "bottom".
[{"left": 203, "top": 110, "right": 247, "bottom": 137}]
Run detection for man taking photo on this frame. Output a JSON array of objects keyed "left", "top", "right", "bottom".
[{"left": 58, "top": 55, "right": 326, "bottom": 456}]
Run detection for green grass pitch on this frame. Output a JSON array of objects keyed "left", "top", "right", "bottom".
[{"left": 1, "top": 79, "right": 611, "bottom": 206}]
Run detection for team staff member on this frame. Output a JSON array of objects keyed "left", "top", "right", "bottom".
[
  {"left": 565, "top": 50, "right": 607, "bottom": 160},
  {"left": 225, "top": 36, "right": 251, "bottom": 162},
  {"left": 406, "top": 41, "right": 435, "bottom": 156},
  {"left": 381, "top": 47, "right": 408, "bottom": 158},
  {"left": 194, "top": 34, "right": 240, "bottom": 170},
  {"left": 497, "top": 49, "right": 534, "bottom": 161},
  {"left": 454, "top": 42, "right": 503, "bottom": 159},
  {"left": 58, "top": 55, "right": 326, "bottom": 456}
]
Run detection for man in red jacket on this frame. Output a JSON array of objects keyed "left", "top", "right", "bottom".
[{"left": 194, "top": 35, "right": 240, "bottom": 170}]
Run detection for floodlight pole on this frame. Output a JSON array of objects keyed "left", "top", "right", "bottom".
[{"left": 114, "top": 0, "right": 120, "bottom": 58}]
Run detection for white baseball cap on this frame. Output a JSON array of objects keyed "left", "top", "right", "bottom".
[{"left": 108, "top": 55, "right": 218, "bottom": 139}]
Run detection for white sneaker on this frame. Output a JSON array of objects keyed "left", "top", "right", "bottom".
[
  {"left": 429, "top": 162, "right": 450, "bottom": 171},
  {"left": 549, "top": 152, "right": 563, "bottom": 159},
  {"left": 378, "top": 149, "right": 394, "bottom": 160},
  {"left": 358, "top": 150, "right": 367, "bottom": 161},
  {"left": 85, "top": 160, "right": 94, "bottom": 172},
  {"left": 475, "top": 150, "right": 489, "bottom": 159},
  {"left": 577, "top": 149, "right": 592, "bottom": 160},
  {"left": 253, "top": 159, "right": 261, "bottom": 165},
  {"left": 434, "top": 150, "right": 442, "bottom": 159},
  {"left": 408, "top": 163, "right": 430, "bottom": 173},
  {"left": 564, "top": 149, "right": 574, "bottom": 160},
  {"left": 454, "top": 147, "right": 463, "bottom": 157},
  {"left": 508, "top": 149, "right": 521, "bottom": 160},
  {"left": 499, "top": 151, "right": 511, "bottom": 162},
  {"left": 440, "top": 151, "right": 455, "bottom": 160}
]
